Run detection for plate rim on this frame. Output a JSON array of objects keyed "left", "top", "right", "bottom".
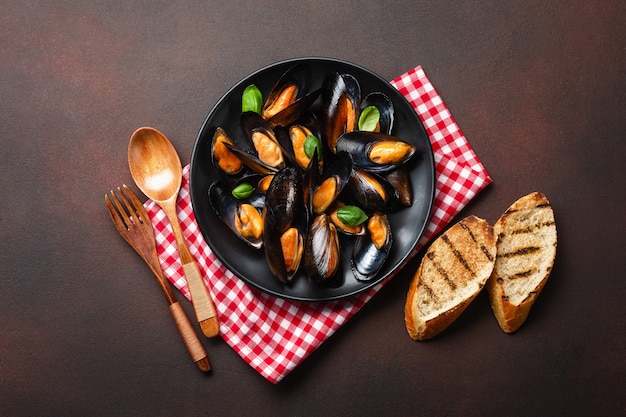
[{"left": 189, "top": 56, "right": 435, "bottom": 302}]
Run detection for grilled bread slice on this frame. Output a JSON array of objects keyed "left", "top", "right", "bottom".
[
  {"left": 486, "top": 192, "right": 557, "bottom": 333},
  {"left": 405, "top": 215, "right": 497, "bottom": 341}
]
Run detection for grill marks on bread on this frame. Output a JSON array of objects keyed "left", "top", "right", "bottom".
[
  {"left": 487, "top": 192, "right": 557, "bottom": 333},
  {"left": 405, "top": 215, "right": 497, "bottom": 341}
]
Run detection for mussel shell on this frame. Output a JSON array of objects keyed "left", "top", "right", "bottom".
[
  {"left": 267, "top": 89, "right": 322, "bottom": 129},
  {"left": 304, "top": 214, "right": 341, "bottom": 284},
  {"left": 351, "top": 213, "right": 392, "bottom": 281},
  {"left": 263, "top": 166, "right": 307, "bottom": 283},
  {"left": 224, "top": 143, "right": 278, "bottom": 175},
  {"left": 321, "top": 73, "right": 361, "bottom": 152},
  {"left": 335, "top": 131, "right": 416, "bottom": 173},
  {"left": 264, "top": 166, "right": 302, "bottom": 235},
  {"left": 274, "top": 113, "right": 322, "bottom": 172},
  {"left": 311, "top": 151, "right": 353, "bottom": 215},
  {"left": 383, "top": 168, "right": 412, "bottom": 207},
  {"left": 347, "top": 169, "right": 397, "bottom": 213},
  {"left": 240, "top": 111, "right": 286, "bottom": 170},
  {"left": 361, "top": 91, "right": 394, "bottom": 135},
  {"left": 327, "top": 202, "right": 366, "bottom": 236},
  {"left": 208, "top": 180, "right": 263, "bottom": 249},
  {"left": 262, "top": 63, "right": 311, "bottom": 117},
  {"left": 211, "top": 127, "right": 244, "bottom": 177}
]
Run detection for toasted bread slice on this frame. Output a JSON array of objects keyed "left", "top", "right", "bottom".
[
  {"left": 487, "top": 192, "right": 557, "bottom": 333},
  {"left": 405, "top": 215, "right": 497, "bottom": 341}
]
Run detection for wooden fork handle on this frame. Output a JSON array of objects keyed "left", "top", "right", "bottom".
[{"left": 169, "top": 302, "right": 211, "bottom": 372}]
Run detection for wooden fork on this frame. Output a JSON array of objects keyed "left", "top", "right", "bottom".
[{"left": 105, "top": 185, "right": 210, "bottom": 372}]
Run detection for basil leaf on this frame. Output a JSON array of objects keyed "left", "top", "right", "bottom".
[
  {"left": 242, "top": 84, "right": 263, "bottom": 114},
  {"left": 336, "top": 205, "right": 368, "bottom": 226},
  {"left": 303, "top": 134, "right": 323, "bottom": 161},
  {"left": 232, "top": 182, "right": 254, "bottom": 199},
  {"left": 358, "top": 105, "right": 380, "bottom": 132}
]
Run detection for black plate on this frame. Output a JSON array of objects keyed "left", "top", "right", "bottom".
[{"left": 189, "top": 57, "right": 435, "bottom": 301}]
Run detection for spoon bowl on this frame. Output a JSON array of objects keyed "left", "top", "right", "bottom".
[
  {"left": 128, "top": 127, "right": 220, "bottom": 338},
  {"left": 128, "top": 128, "right": 182, "bottom": 202}
]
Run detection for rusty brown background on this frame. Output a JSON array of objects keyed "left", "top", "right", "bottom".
[{"left": 1, "top": 1, "right": 624, "bottom": 416}]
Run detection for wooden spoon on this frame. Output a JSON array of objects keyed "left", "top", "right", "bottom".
[{"left": 128, "top": 127, "right": 219, "bottom": 338}]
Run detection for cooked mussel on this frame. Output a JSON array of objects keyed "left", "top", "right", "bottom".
[
  {"left": 347, "top": 169, "right": 394, "bottom": 213},
  {"left": 304, "top": 213, "right": 341, "bottom": 284},
  {"left": 328, "top": 202, "right": 366, "bottom": 236},
  {"left": 211, "top": 127, "right": 244, "bottom": 176},
  {"left": 351, "top": 212, "right": 392, "bottom": 281},
  {"left": 311, "top": 151, "right": 352, "bottom": 215},
  {"left": 321, "top": 73, "right": 361, "bottom": 152},
  {"left": 336, "top": 131, "right": 416, "bottom": 173},
  {"left": 263, "top": 167, "right": 307, "bottom": 283},
  {"left": 360, "top": 91, "right": 394, "bottom": 135},
  {"left": 209, "top": 180, "right": 264, "bottom": 249},
  {"left": 262, "top": 63, "right": 310, "bottom": 119},
  {"left": 383, "top": 168, "right": 412, "bottom": 207},
  {"left": 241, "top": 111, "right": 286, "bottom": 170}
]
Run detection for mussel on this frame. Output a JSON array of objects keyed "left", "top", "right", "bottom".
[
  {"left": 262, "top": 64, "right": 310, "bottom": 119},
  {"left": 347, "top": 169, "right": 393, "bottom": 213},
  {"left": 209, "top": 180, "right": 264, "bottom": 249},
  {"left": 321, "top": 73, "right": 361, "bottom": 152},
  {"left": 261, "top": 63, "right": 321, "bottom": 128},
  {"left": 360, "top": 91, "right": 394, "bottom": 135},
  {"left": 304, "top": 213, "right": 341, "bottom": 284},
  {"left": 336, "top": 131, "right": 416, "bottom": 173},
  {"left": 240, "top": 111, "right": 286, "bottom": 170},
  {"left": 311, "top": 151, "right": 352, "bottom": 215},
  {"left": 211, "top": 127, "right": 244, "bottom": 176},
  {"left": 351, "top": 212, "right": 392, "bottom": 281},
  {"left": 262, "top": 167, "right": 307, "bottom": 283}
]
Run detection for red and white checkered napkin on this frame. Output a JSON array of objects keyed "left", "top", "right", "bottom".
[{"left": 144, "top": 66, "right": 491, "bottom": 383}]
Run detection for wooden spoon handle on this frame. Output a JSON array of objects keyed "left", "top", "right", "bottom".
[
  {"left": 182, "top": 260, "right": 220, "bottom": 337},
  {"left": 169, "top": 302, "right": 211, "bottom": 372},
  {"left": 162, "top": 202, "right": 220, "bottom": 337}
]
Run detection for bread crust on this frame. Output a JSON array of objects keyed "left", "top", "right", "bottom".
[
  {"left": 405, "top": 215, "right": 497, "bottom": 340},
  {"left": 486, "top": 192, "right": 557, "bottom": 333}
]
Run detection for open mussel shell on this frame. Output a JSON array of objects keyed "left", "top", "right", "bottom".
[
  {"left": 262, "top": 63, "right": 311, "bottom": 120},
  {"left": 208, "top": 180, "right": 264, "bottom": 249},
  {"left": 336, "top": 131, "right": 416, "bottom": 173},
  {"left": 223, "top": 142, "right": 278, "bottom": 175},
  {"left": 211, "top": 127, "right": 245, "bottom": 177},
  {"left": 262, "top": 63, "right": 321, "bottom": 128},
  {"left": 240, "top": 111, "right": 286, "bottom": 170},
  {"left": 327, "top": 202, "right": 366, "bottom": 236},
  {"left": 263, "top": 166, "right": 307, "bottom": 283},
  {"left": 361, "top": 91, "right": 394, "bottom": 135},
  {"left": 304, "top": 213, "right": 341, "bottom": 284},
  {"left": 351, "top": 212, "right": 392, "bottom": 281},
  {"left": 311, "top": 151, "right": 353, "bottom": 215},
  {"left": 274, "top": 112, "right": 323, "bottom": 172},
  {"left": 267, "top": 89, "right": 322, "bottom": 129},
  {"left": 321, "top": 72, "right": 361, "bottom": 152}
]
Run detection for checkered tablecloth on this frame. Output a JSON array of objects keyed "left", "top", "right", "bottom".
[{"left": 144, "top": 66, "right": 491, "bottom": 383}]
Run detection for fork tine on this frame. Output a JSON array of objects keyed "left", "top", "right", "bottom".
[
  {"left": 105, "top": 192, "right": 131, "bottom": 232},
  {"left": 121, "top": 184, "right": 150, "bottom": 225},
  {"left": 116, "top": 185, "right": 142, "bottom": 227},
  {"left": 110, "top": 188, "right": 134, "bottom": 230}
]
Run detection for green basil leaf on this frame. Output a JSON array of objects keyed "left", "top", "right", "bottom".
[
  {"left": 242, "top": 84, "right": 263, "bottom": 114},
  {"left": 336, "top": 205, "right": 368, "bottom": 226},
  {"left": 358, "top": 105, "right": 380, "bottom": 132},
  {"left": 232, "top": 182, "right": 254, "bottom": 199},
  {"left": 304, "top": 134, "right": 323, "bottom": 161}
]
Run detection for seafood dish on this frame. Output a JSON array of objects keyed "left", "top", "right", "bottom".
[{"left": 189, "top": 58, "right": 435, "bottom": 301}]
